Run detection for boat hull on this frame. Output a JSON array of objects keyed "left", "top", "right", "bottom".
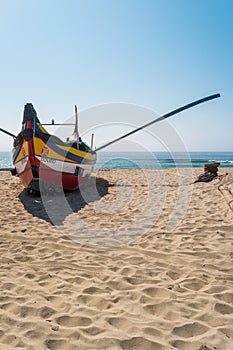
[
  {"left": 15, "top": 158, "right": 92, "bottom": 192},
  {"left": 13, "top": 133, "right": 96, "bottom": 192}
]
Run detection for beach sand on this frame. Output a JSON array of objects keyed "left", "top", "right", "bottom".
[{"left": 0, "top": 168, "right": 233, "bottom": 350}]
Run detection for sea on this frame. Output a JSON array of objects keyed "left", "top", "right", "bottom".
[{"left": 1, "top": 151, "right": 233, "bottom": 169}]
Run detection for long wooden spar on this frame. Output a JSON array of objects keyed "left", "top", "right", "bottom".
[
  {"left": 0, "top": 128, "right": 16, "bottom": 139},
  {"left": 95, "top": 93, "right": 220, "bottom": 152}
]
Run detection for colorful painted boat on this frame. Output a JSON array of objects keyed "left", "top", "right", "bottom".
[{"left": 12, "top": 103, "right": 96, "bottom": 193}]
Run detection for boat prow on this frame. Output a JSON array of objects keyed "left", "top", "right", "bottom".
[{"left": 13, "top": 103, "right": 96, "bottom": 193}]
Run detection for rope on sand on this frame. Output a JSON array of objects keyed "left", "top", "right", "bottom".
[
  {"left": 218, "top": 173, "right": 233, "bottom": 213},
  {"left": 0, "top": 168, "right": 15, "bottom": 171}
]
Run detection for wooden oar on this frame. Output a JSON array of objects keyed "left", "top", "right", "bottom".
[
  {"left": 0, "top": 128, "right": 16, "bottom": 139},
  {"left": 95, "top": 93, "right": 220, "bottom": 152}
]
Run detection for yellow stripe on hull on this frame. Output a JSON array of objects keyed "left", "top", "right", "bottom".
[
  {"left": 33, "top": 137, "right": 96, "bottom": 162},
  {"left": 13, "top": 139, "right": 29, "bottom": 163}
]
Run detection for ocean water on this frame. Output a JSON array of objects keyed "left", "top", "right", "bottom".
[
  {"left": 1, "top": 151, "right": 233, "bottom": 169},
  {"left": 0, "top": 152, "right": 14, "bottom": 169},
  {"left": 95, "top": 152, "right": 233, "bottom": 169}
]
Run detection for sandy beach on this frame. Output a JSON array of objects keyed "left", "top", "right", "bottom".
[{"left": 0, "top": 168, "right": 233, "bottom": 350}]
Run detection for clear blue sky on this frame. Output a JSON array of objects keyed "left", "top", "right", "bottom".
[{"left": 0, "top": 0, "right": 232, "bottom": 151}]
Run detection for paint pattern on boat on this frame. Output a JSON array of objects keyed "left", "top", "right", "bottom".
[{"left": 12, "top": 103, "right": 96, "bottom": 192}]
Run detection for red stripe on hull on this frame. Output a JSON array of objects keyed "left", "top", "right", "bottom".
[
  {"left": 39, "top": 167, "right": 86, "bottom": 190},
  {"left": 18, "top": 159, "right": 34, "bottom": 188}
]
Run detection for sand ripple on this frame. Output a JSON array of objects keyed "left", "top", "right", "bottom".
[{"left": 0, "top": 169, "right": 233, "bottom": 349}]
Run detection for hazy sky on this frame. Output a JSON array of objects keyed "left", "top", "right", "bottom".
[{"left": 0, "top": 0, "right": 232, "bottom": 151}]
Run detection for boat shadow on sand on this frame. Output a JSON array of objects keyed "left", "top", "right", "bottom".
[{"left": 19, "top": 176, "right": 109, "bottom": 225}]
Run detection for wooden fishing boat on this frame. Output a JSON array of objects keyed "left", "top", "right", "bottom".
[
  {"left": 12, "top": 103, "right": 96, "bottom": 193},
  {"left": 0, "top": 93, "right": 220, "bottom": 194}
]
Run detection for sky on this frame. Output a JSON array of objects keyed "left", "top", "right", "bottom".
[{"left": 0, "top": 0, "right": 232, "bottom": 152}]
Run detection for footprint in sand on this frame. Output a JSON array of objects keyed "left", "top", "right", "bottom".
[
  {"left": 172, "top": 322, "right": 209, "bottom": 338},
  {"left": 166, "top": 270, "right": 182, "bottom": 281},
  {"left": 214, "top": 302, "right": 233, "bottom": 315},
  {"left": 78, "top": 294, "right": 110, "bottom": 310},
  {"left": 14, "top": 305, "right": 36, "bottom": 318},
  {"left": 45, "top": 339, "right": 66, "bottom": 350},
  {"left": 143, "top": 302, "right": 170, "bottom": 317},
  {"left": 214, "top": 292, "right": 233, "bottom": 304},
  {"left": 119, "top": 337, "right": 165, "bottom": 350},
  {"left": 182, "top": 280, "right": 205, "bottom": 291},
  {"left": 2, "top": 282, "right": 16, "bottom": 291},
  {"left": 143, "top": 286, "right": 172, "bottom": 298},
  {"left": 24, "top": 329, "right": 41, "bottom": 339},
  {"left": 24, "top": 273, "right": 35, "bottom": 279},
  {"left": 107, "top": 317, "right": 129, "bottom": 330},
  {"left": 40, "top": 306, "right": 56, "bottom": 319},
  {"left": 56, "top": 315, "right": 92, "bottom": 327},
  {"left": 171, "top": 339, "right": 196, "bottom": 350},
  {"left": 218, "top": 327, "right": 233, "bottom": 339},
  {"left": 82, "top": 286, "right": 106, "bottom": 294},
  {"left": 143, "top": 326, "right": 162, "bottom": 337},
  {"left": 205, "top": 285, "right": 226, "bottom": 294},
  {"left": 81, "top": 326, "right": 104, "bottom": 336}
]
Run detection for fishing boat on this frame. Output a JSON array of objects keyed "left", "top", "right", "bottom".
[
  {"left": 12, "top": 103, "right": 96, "bottom": 193},
  {"left": 0, "top": 93, "right": 220, "bottom": 193}
]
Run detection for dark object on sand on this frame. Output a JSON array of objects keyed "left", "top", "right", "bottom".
[{"left": 195, "top": 162, "right": 220, "bottom": 183}]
